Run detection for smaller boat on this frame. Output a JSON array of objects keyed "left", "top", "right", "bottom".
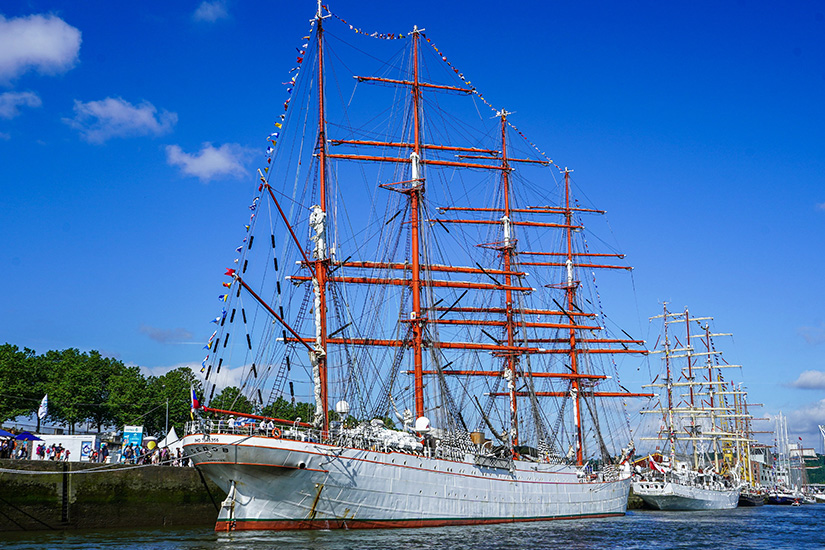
[
  {"left": 738, "top": 487, "right": 766, "bottom": 507},
  {"left": 767, "top": 488, "right": 799, "bottom": 505}
]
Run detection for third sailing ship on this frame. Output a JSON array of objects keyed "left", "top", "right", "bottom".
[{"left": 633, "top": 305, "right": 743, "bottom": 510}]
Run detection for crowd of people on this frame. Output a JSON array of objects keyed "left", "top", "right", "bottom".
[
  {"left": 34, "top": 443, "right": 71, "bottom": 461},
  {"left": 1, "top": 431, "right": 190, "bottom": 466},
  {"left": 120, "top": 444, "right": 188, "bottom": 466},
  {"left": 0, "top": 438, "right": 26, "bottom": 459}
]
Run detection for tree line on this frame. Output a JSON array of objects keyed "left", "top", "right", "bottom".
[
  {"left": 0, "top": 344, "right": 206, "bottom": 436},
  {"left": 0, "top": 344, "right": 320, "bottom": 438}
]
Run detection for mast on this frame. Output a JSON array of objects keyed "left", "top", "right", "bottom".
[
  {"left": 684, "top": 308, "right": 698, "bottom": 470},
  {"left": 409, "top": 26, "right": 426, "bottom": 420},
  {"left": 564, "top": 169, "right": 585, "bottom": 465},
  {"left": 312, "top": 0, "right": 330, "bottom": 433},
  {"left": 703, "top": 323, "right": 720, "bottom": 473},
  {"left": 662, "top": 305, "right": 676, "bottom": 471},
  {"left": 499, "top": 110, "right": 518, "bottom": 450}
]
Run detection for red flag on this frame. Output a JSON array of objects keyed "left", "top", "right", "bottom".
[
  {"left": 225, "top": 268, "right": 236, "bottom": 277},
  {"left": 649, "top": 457, "right": 665, "bottom": 473}
]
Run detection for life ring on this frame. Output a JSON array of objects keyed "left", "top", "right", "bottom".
[{"left": 271, "top": 427, "right": 281, "bottom": 438}]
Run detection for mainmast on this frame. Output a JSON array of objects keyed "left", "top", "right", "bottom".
[
  {"left": 499, "top": 110, "right": 519, "bottom": 450},
  {"left": 563, "top": 169, "right": 585, "bottom": 465},
  {"left": 663, "top": 305, "right": 676, "bottom": 469},
  {"left": 703, "top": 323, "right": 721, "bottom": 473},
  {"left": 312, "top": 0, "right": 330, "bottom": 433},
  {"left": 409, "top": 26, "right": 426, "bottom": 420},
  {"left": 684, "top": 308, "right": 699, "bottom": 470}
]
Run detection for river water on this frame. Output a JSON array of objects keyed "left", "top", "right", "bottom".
[{"left": 2, "top": 505, "right": 822, "bottom": 550}]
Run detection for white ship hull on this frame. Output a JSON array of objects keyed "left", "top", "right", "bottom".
[
  {"left": 632, "top": 480, "right": 739, "bottom": 510},
  {"left": 183, "top": 432, "right": 631, "bottom": 530}
]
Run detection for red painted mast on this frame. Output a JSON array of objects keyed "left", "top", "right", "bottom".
[
  {"left": 409, "top": 27, "right": 426, "bottom": 420},
  {"left": 564, "top": 169, "right": 585, "bottom": 465},
  {"left": 315, "top": 2, "right": 330, "bottom": 434},
  {"left": 499, "top": 111, "right": 519, "bottom": 449}
]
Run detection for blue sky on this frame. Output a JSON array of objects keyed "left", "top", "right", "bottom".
[{"left": 1, "top": 1, "right": 824, "bottom": 447}]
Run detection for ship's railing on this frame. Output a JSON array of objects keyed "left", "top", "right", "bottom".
[
  {"left": 184, "top": 420, "right": 592, "bottom": 469},
  {"left": 599, "top": 464, "right": 624, "bottom": 482},
  {"left": 185, "top": 419, "right": 324, "bottom": 441}
]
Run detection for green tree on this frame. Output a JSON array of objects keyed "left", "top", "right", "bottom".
[
  {"left": 209, "top": 386, "right": 254, "bottom": 415},
  {"left": 84, "top": 351, "right": 123, "bottom": 432},
  {"left": 43, "top": 349, "right": 123, "bottom": 433},
  {"left": 261, "top": 397, "right": 314, "bottom": 422},
  {"left": 43, "top": 349, "right": 89, "bottom": 433},
  {"left": 106, "top": 364, "right": 151, "bottom": 430},
  {"left": 145, "top": 367, "right": 203, "bottom": 437},
  {"left": 0, "top": 344, "right": 43, "bottom": 424}
]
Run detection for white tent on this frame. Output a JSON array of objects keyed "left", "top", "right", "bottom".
[{"left": 157, "top": 426, "right": 183, "bottom": 455}]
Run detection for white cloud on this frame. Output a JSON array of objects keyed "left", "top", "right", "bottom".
[
  {"left": 785, "top": 399, "right": 825, "bottom": 439},
  {"left": 193, "top": 1, "right": 229, "bottom": 22},
  {"left": 0, "top": 14, "right": 81, "bottom": 82},
  {"left": 166, "top": 142, "right": 249, "bottom": 182},
  {"left": 0, "top": 91, "right": 42, "bottom": 118},
  {"left": 63, "top": 97, "right": 177, "bottom": 143},
  {"left": 798, "top": 322, "right": 825, "bottom": 344},
  {"left": 789, "top": 369, "right": 825, "bottom": 390}
]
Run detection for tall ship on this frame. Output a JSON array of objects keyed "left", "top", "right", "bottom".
[
  {"left": 632, "top": 305, "right": 741, "bottom": 510},
  {"left": 182, "top": 3, "right": 652, "bottom": 531}
]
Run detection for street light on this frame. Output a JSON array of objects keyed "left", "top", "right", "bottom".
[{"left": 163, "top": 384, "right": 169, "bottom": 436}]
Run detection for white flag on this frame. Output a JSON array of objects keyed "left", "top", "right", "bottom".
[{"left": 38, "top": 394, "right": 48, "bottom": 420}]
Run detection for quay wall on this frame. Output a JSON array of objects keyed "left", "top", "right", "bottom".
[{"left": 0, "top": 459, "right": 225, "bottom": 531}]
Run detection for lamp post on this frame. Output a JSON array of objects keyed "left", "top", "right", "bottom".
[{"left": 163, "top": 384, "right": 169, "bottom": 436}]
